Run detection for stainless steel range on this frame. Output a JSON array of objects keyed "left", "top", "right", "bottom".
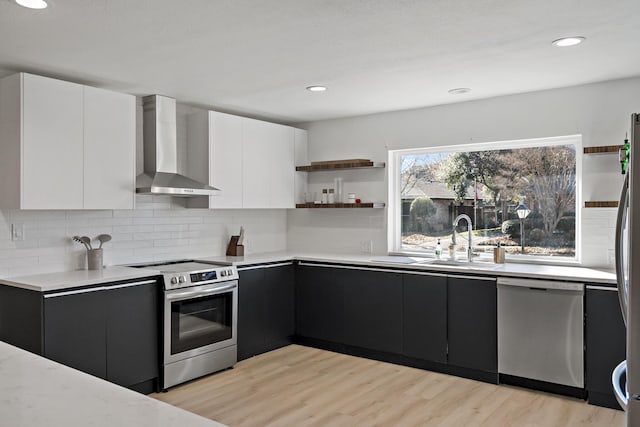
[{"left": 133, "top": 260, "right": 238, "bottom": 390}]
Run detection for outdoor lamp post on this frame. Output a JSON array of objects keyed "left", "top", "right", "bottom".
[{"left": 515, "top": 202, "right": 531, "bottom": 254}]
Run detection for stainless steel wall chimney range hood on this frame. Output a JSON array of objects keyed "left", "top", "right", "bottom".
[{"left": 136, "top": 95, "right": 219, "bottom": 196}]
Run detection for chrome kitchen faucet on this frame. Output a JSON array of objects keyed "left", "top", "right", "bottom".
[{"left": 453, "top": 214, "right": 474, "bottom": 262}]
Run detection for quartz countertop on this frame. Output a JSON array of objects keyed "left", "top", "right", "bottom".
[
  {"left": 0, "top": 252, "right": 616, "bottom": 292},
  {"left": 0, "top": 340, "right": 224, "bottom": 427},
  {"left": 0, "top": 266, "right": 161, "bottom": 292},
  {"left": 198, "top": 251, "right": 617, "bottom": 284}
]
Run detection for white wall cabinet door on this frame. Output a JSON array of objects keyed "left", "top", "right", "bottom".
[
  {"left": 269, "top": 125, "right": 295, "bottom": 208},
  {"left": 209, "top": 112, "right": 243, "bottom": 209},
  {"left": 242, "top": 118, "right": 273, "bottom": 208},
  {"left": 21, "top": 73, "right": 84, "bottom": 209},
  {"left": 294, "top": 128, "right": 308, "bottom": 205},
  {"left": 83, "top": 86, "right": 135, "bottom": 209}
]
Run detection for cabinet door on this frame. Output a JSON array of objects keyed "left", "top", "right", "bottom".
[
  {"left": 22, "top": 73, "right": 83, "bottom": 209},
  {"left": 238, "top": 268, "right": 266, "bottom": 360},
  {"left": 294, "top": 128, "right": 308, "bottom": 205},
  {"left": 210, "top": 111, "right": 243, "bottom": 208},
  {"left": 264, "top": 264, "right": 295, "bottom": 351},
  {"left": 586, "top": 287, "right": 626, "bottom": 407},
  {"left": 269, "top": 125, "right": 295, "bottom": 208},
  {"left": 295, "top": 265, "right": 344, "bottom": 343},
  {"left": 242, "top": 118, "right": 272, "bottom": 208},
  {"left": 43, "top": 290, "right": 107, "bottom": 379},
  {"left": 83, "top": 86, "right": 135, "bottom": 209},
  {"left": 447, "top": 276, "right": 497, "bottom": 373},
  {"left": 342, "top": 268, "right": 403, "bottom": 353},
  {"left": 106, "top": 282, "right": 159, "bottom": 388},
  {"left": 403, "top": 273, "right": 447, "bottom": 363}
]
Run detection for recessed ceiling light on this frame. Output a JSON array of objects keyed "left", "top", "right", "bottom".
[
  {"left": 14, "top": 0, "right": 48, "bottom": 8},
  {"left": 551, "top": 36, "right": 585, "bottom": 47},
  {"left": 448, "top": 88, "right": 471, "bottom": 95},
  {"left": 306, "top": 86, "right": 327, "bottom": 92}
]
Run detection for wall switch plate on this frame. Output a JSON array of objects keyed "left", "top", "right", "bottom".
[{"left": 11, "top": 224, "right": 25, "bottom": 241}]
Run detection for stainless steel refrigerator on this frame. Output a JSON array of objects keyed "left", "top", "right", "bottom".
[{"left": 613, "top": 113, "right": 640, "bottom": 425}]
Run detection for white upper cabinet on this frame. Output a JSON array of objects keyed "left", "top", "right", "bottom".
[
  {"left": 209, "top": 111, "right": 243, "bottom": 209},
  {"left": 294, "top": 128, "right": 309, "bottom": 205},
  {"left": 243, "top": 118, "right": 293, "bottom": 208},
  {"left": 22, "top": 73, "right": 84, "bottom": 209},
  {"left": 0, "top": 73, "right": 135, "bottom": 209},
  {"left": 83, "top": 86, "right": 135, "bottom": 209},
  {"left": 188, "top": 111, "right": 302, "bottom": 209}
]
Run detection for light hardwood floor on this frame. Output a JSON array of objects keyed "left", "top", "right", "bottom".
[{"left": 152, "top": 345, "right": 624, "bottom": 427}]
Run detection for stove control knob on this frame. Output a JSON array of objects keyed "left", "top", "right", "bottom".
[
  {"left": 179, "top": 275, "right": 187, "bottom": 283},
  {"left": 221, "top": 270, "right": 227, "bottom": 277},
  {"left": 170, "top": 276, "right": 178, "bottom": 285},
  {"left": 227, "top": 269, "right": 234, "bottom": 277}
]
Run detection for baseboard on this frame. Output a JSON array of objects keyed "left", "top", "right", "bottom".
[
  {"left": 588, "top": 390, "right": 623, "bottom": 410},
  {"left": 128, "top": 378, "right": 158, "bottom": 395},
  {"left": 293, "top": 336, "right": 498, "bottom": 385},
  {"left": 499, "top": 374, "right": 586, "bottom": 399}
]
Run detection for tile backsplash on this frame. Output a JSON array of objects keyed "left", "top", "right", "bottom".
[{"left": 0, "top": 195, "right": 287, "bottom": 278}]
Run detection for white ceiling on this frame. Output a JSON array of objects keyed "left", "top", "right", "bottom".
[{"left": 0, "top": 0, "right": 638, "bottom": 124}]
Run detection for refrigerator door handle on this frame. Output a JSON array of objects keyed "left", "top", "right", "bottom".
[
  {"left": 615, "top": 172, "right": 630, "bottom": 326},
  {"left": 613, "top": 360, "right": 628, "bottom": 410}
]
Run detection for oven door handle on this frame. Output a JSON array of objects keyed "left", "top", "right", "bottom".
[{"left": 165, "top": 283, "right": 237, "bottom": 301}]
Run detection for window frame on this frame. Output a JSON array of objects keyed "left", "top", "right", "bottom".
[{"left": 387, "top": 134, "right": 583, "bottom": 265}]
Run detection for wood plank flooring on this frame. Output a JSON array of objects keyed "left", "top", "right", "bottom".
[{"left": 151, "top": 345, "right": 624, "bottom": 427}]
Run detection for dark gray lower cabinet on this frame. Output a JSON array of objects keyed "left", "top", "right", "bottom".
[
  {"left": 43, "top": 282, "right": 159, "bottom": 389},
  {"left": 238, "top": 264, "right": 295, "bottom": 361},
  {"left": 447, "top": 276, "right": 497, "bottom": 374},
  {"left": 403, "top": 273, "right": 447, "bottom": 363},
  {"left": 105, "top": 283, "right": 159, "bottom": 388},
  {"left": 42, "top": 279, "right": 160, "bottom": 392},
  {"left": 341, "top": 268, "right": 403, "bottom": 353},
  {"left": 295, "top": 264, "right": 343, "bottom": 343},
  {"left": 44, "top": 290, "right": 107, "bottom": 379},
  {"left": 586, "top": 286, "right": 626, "bottom": 409}
]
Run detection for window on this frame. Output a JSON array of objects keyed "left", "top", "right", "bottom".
[{"left": 388, "top": 135, "right": 580, "bottom": 262}]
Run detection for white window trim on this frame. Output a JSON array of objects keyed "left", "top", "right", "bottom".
[{"left": 387, "top": 134, "right": 583, "bottom": 265}]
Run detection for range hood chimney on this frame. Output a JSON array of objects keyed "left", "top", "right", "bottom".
[{"left": 136, "top": 95, "right": 219, "bottom": 196}]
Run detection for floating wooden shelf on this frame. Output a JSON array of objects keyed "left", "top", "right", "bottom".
[
  {"left": 296, "top": 202, "right": 386, "bottom": 209},
  {"left": 583, "top": 145, "right": 623, "bottom": 154},
  {"left": 585, "top": 201, "right": 618, "bottom": 208},
  {"left": 296, "top": 159, "right": 385, "bottom": 172}
]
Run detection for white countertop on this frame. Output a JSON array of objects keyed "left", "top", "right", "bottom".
[
  {"left": 0, "top": 252, "right": 616, "bottom": 292},
  {"left": 0, "top": 266, "right": 161, "bottom": 292},
  {"left": 0, "top": 340, "right": 224, "bottom": 427},
  {"left": 199, "top": 251, "right": 617, "bottom": 284}
]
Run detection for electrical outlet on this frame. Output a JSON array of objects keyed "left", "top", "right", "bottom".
[
  {"left": 11, "top": 224, "right": 25, "bottom": 242},
  {"left": 360, "top": 240, "right": 373, "bottom": 254}
]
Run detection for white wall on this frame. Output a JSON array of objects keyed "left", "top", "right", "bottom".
[
  {"left": 288, "top": 76, "right": 640, "bottom": 267},
  {"left": 0, "top": 197, "right": 287, "bottom": 278}
]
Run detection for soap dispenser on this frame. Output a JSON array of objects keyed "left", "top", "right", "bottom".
[{"left": 435, "top": 239, "right": 442, "bottom": 259}]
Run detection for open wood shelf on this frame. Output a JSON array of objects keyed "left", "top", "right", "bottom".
[
  {"left": 583, "top": 145, "right": 623, "bottom": 154},
  {"left": 296, "top": 202, "right": 386, "bottom": 209},
  {"left": 296, "top": 160, "right": 385, "bottom": 172},
  {"left": 585, "top": 201, "right": 618, "bottom": 208}
]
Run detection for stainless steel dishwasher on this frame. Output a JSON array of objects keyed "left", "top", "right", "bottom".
[{"left": 497, "top": 277, "right": 584, "bottom": 388}]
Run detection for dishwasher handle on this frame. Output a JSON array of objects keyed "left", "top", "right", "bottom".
[{"left": 497, "top": 277, "right": 583, "bottom": 292}]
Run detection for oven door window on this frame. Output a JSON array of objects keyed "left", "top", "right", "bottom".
[{"left": 170, "top": 292, "right": 233, "bottom": 355}]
